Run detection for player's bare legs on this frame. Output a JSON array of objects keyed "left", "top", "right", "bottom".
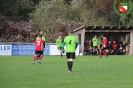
[
  {"left": 99, "top": 49, "right": 102, "bottom": 58},
  {"left": 39, "top": 54, "right": 43, "bottom": 60},
  {"left": 99, "top": 47, "right": 108, "bottom": 58},
  {"left": 37, "top": 54, "right": 42, "bottom": 64},
  {"left": 60, "top": 49, "right": 65, "bottom": 57},
  {"left": 60, "top": 49, "right": 63, "bottom": 57},
  {"left": 33, "top": 54, "right": 37, "bottom": 64}
]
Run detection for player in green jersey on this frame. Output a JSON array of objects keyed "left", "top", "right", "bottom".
[
  {"left": 56, "top": 35, "right": 62, "bottom": 50},
  {"left": 92, "top": 35, "right": 98, "bottom": 55},
  {"left": 56, "top": 35, "right": 64, "bottom": 57},
  {"left": 92, "top": 35, "right": 98, "bottom": 49},
  {"left": 61, "top": 30, "right": 78, "bottom": 73},
  {"left": 36, "top": 31, "right": 46, "bottom": 41},
  {"left": 36, "top": 31, "right": 46, "bottom": 60}
]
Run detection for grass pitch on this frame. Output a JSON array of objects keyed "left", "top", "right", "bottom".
[{"left": 0, "top": 55, "right": 133, "bottom": 88}]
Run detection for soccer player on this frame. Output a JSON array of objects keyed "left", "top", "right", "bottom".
[
  {"left": 56, "top": 35, "right": 64, "bottom": 57},
  {"left": 36, "top": 31, "right": 45, "bottom": 60},
  {"left": 61, "top": 30, "right": 78, "bottom": 73},
  {"left": 92, "top": 35, "right": 98, "bottom": 49},
  {"left": 99, "top": 34, "right": 108, "bottom": 58},
  {"left": 32, "top": 35, "right": 44, "bottom": 64}
]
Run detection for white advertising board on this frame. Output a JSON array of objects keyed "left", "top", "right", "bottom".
[
  {"left": 0, "top": 45, "right": 12, "bottom": 55},
  {"left": 50, "top": 45, "right": 79, "bottom": 56}
]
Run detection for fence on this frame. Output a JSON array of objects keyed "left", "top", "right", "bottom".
[{"left": 0, "top": 43, "right": 79, "bottom": 56}]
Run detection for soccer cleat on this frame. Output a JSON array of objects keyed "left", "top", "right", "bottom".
[
  {"left": 38, "top": 60, "right": 41, "bottom": 64},
  {"left": 62, "top": 51, "right": 65, "bottom": 54},
  {"left": 68, "top": 70, "right": 72, "bottom": 73},
  {"left": 61, "top": 53, "right": 63, "bottom": 57},
  {"left": 99, "top": 56, "right": 102, "bottom": 58},
  {"left": 33, "top": 62, "right": 35, "bottom": 64}
]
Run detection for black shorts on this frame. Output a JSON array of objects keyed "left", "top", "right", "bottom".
[
  {"left": 66, "top": 52, "right": 75, "bottom": 59},
  {"left": 35, "top": 50, "right": 43, "bottom": 55},
  {"left": 40, "top": 51, "right": 43, "bottom": 54},
  {"left": 101, "top": 47, "right": 107, "bottom": 51}
]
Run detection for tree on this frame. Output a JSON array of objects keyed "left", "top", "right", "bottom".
[
  {"left": 128, "top": 11, "right": 133, "bottom": 25},
  {"left": 30, "top": 0, "right": 111, "bottom": 42},
  {"left": 0, "top": 0, "right": 36, "bottom": 21}
]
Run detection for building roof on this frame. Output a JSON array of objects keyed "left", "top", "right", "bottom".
[{"left": 73, "top": 25, "right": 133, "bottom": 32}]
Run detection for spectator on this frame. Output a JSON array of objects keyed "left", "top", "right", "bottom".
[
  {"left": 89, "top": 47, "right": 98, "bottom": 55},
  {"left": 118, "top": 47, "right": 125, "bottom": 55},
  {"left": 89, "top": 47, "right": 93, "bottom": 55},
  {"left": 107, "top": 41, "right": 112, "bottom": 54},
  {"left": 92, "top": 48, "right": 98, "bottom": 55},
  {"left": 121, "top": 41, "right": 126, "bottom": 50},
  {"left": 120, "top": 41, "right": 126, "bottom": 54},
  {"left": 111, "top": 40, "right": 118, "bottom": 55}
]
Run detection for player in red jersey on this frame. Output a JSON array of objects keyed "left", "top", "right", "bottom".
[
  {"left": 99, "top": 34, "right": 108, "bottom": 58},
  {"left": 32, "top": 35, "right": 44, "bottom": 64}
]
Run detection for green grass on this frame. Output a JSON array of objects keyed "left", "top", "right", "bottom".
[{"left": 0, "top": 55, "right": 133, "bottom": 88}]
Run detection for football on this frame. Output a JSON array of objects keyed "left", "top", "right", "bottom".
[{"left": 79, "top": 53, "right": 83, "bottom": 56}]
